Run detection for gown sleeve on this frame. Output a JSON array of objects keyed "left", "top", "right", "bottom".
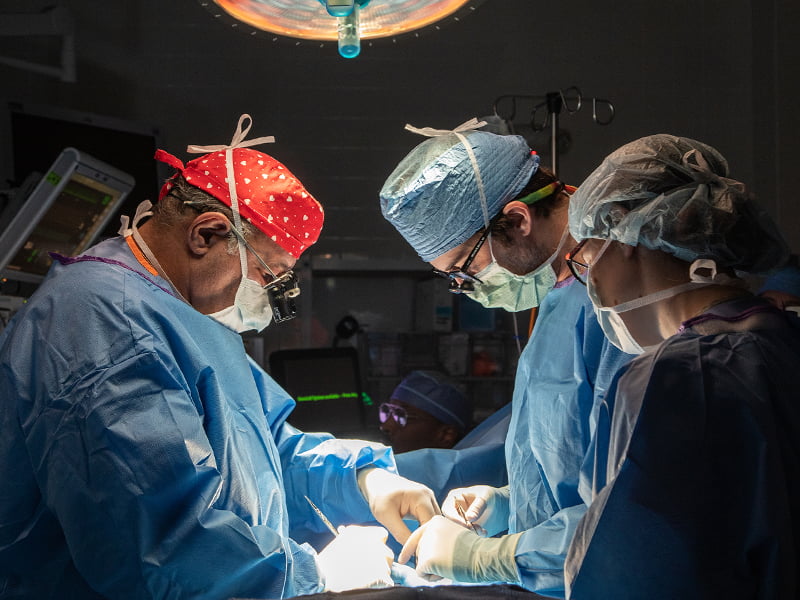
[
  {"left": 249, "top": 360, "right": 397, "bottom": 536},
  {"left": 25, "top": 347, "right": 324, "bottom": 600}
]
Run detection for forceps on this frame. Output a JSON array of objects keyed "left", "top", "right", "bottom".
[
  {"left": 456, "top": 503, "right": 477, "bottom": 532},
  {"left": 305, "top": 495, "right": 339, "bottom": 537}
]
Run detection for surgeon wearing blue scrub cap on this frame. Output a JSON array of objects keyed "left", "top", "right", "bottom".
[
  {"left": 0, "top": 114, "right": 441, "bottom": 599},
  {"left": 380, "top": 119, "right": 633, "bottom": 596},
  {"left": 563, "top": 134, "right": 800, "bottom": 599}
]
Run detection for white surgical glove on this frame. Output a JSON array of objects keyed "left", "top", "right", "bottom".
[
  {"left": 399, "top": 515, "right": 522, "bottom": 584},
  {"left": 441, "top": 484, "right": 510, "bottom": 537},
  {"left": 357, "top": 467, "right": 440, "bottom": 544},
  {"left": 315, "top": 525, "right": 394, "bottom": 592}
]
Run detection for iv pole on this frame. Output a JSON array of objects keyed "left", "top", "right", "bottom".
[
  {"left": 490, "top": 87, "right": 614, "bottom": 338},
  {"left": 492, "top": 86, "right": 614, "bottom": 177}
]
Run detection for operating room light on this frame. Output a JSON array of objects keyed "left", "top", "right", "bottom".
[{"left": 202, "top": 0, "right": 478, "bottom": 59}]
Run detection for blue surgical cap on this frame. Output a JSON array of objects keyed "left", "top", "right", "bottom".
[
  {"left": 391, "top": 371, "right": 471, "bottom": 432},
  {"left": 380, "top": 129, "right": 540, "bottom": 262},
  {"left": 569, "top": 134, "right": 789, "bottom": 273},
  {"left": 758, "top": 264, "right": 800, "bottom": 297}
]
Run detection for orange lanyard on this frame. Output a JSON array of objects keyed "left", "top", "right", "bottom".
[{"left": 125, "top": 235, "right": 159, "bottom": 277}]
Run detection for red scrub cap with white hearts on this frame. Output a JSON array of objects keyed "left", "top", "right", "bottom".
[{"left": 155, "top": 114, "right": 324, "bottom": 259}]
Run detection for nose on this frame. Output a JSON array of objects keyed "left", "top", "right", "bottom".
[{"left": 380, "top": 417, "right": 399, "bottom": 438}]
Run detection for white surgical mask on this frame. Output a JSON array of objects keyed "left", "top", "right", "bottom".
[
  {"left": 208, "top": 275, "right": 273, "bottom": 333},
  {"left": 586, "top": 240, "right": 729, "bottom": 354},
  {"left": 588, "top": 281, "right": 649, "bottom": 355},
  {"left": 468, "top": 225, "right": 570, "bottom": 312}
]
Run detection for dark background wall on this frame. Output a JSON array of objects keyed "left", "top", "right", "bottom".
[
  {"left": 2, "top": 0, "right": 798, "bottom": 256},
  {"left": 1, "top": 0, "right": 798, "bottom": 432}
]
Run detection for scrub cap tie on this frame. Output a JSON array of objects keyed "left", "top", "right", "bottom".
[
  {"left": 405, "top": 118, "right": 492, "bottom": 228},
  {"left": 568, "top": 134, "right": 788, "bottom": 273},
  {"left": 380, "top": 119, "right": 540, "bottom": 262},
  {"left": 155, "top": 114, "right": 324, "bottom": 260}
]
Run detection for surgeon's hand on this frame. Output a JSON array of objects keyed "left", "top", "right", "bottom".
[
  {"left": 315, "top": 525, "right": 394, "bottom": 592},
  {"left": 441, "top": 484, "right": 510, "bottom": 538},
  {"left": 357, "top": 467, "right": 440, "bottom": 545},
  {"left": 399, "top": 515, "right": 521, "bottom": 584}
]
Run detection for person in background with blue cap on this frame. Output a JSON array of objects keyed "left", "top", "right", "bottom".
[
  {"left": 380, "top": 119, "right": 632, "bottom": 596},
  {"left": 563, "top": 134, "right": 799, "bottom": 599},
  {"left": 758, "top": 255, "right": 800, "bottom": 315},
  {"left": 379, "top": 370, "right": 472, "bottom": 454}
]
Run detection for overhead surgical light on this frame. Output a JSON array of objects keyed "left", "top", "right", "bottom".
[{"left": 199, "top": 0, "right": 480, "bottom": 59}]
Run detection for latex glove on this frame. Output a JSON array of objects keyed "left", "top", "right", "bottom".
[
  {"left": 315, "top": 525, "right": 394, "bottom": 592},
  {"left": 399, "top": 515, "right": 522, "bottom": 584},
  {"left": 357, "top": 467, "right": 440, "bottom": 544},
  {"left": 441, "top": 484, "right": 510, "bottom": 537}
]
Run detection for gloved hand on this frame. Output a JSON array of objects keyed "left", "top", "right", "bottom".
[
  {"left": 315, "top": 525, "right": 394, "bottom": 592},
  {"left": 441, "top": 484, "right": 510, "bottom": 537},
  {"left": 357, "top": 467, "right": 440, "bottom": 544},
  {"left": 399, "top": 515, "right": 522, "bottom": 584}
]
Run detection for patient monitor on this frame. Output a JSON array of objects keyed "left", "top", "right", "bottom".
[{"left": 0, "top": 147, "right": 135, "bottom": 285}]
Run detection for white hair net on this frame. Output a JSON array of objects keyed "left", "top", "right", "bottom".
[
  {"left": 569, "top": 134, "right": 789, "bottom": 273},
  {"left": 380, "top": 130, "right": 539, "bottom": 262}
]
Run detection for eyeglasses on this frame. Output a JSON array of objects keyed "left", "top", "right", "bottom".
[
  {"left": 379, "top": 402, "right": 409, "bottom": 427},
  {"left": 378, "top": 402, "right": 433, "bottom": 428},
  {"left": 228, "top": 226, "right": 300, "bottom": 322},
  {"left": 431, "top": 181, "right": 569, "bottom": 294},
  {"left": 565, "top": 239, "right": 590, "bottom": 285},
  {"left": 431, "top": 211, "right": 503, "bottom": 294}
]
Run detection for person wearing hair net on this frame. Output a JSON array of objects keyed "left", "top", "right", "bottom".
[
  {"left": 563, "top": 134, "right": 800, "bottom": 599},
  {"left": 379, "top": 370, "right": 472, "bottom": 453},
  {"left": 0, "top": 115, "right": 441, "bottom": 599},
  {"left": 758, "top": 255, "right": 800, "bottom": 314},
  {"left": 380, "top": 119, "right": 632, "bottom": 596}
]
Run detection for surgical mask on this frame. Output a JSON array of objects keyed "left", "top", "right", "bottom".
[
  {"left": 586, "top": 240, "right": 730, "bottom": 354},
  {"left": 468, "top": 225, "right": 570, "bottom": 312},
  {"left": 208, "top": 276, "right": 273, "bottom": 333},
  {"left": 587, "top": 280, "right": 648, "bottom": 355}
]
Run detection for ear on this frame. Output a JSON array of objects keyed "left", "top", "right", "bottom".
[
  {"left": 501, "top": 201, "right": 534, "bottom": 237},
  {"left": 187, "top": 212, "right": 231, "bottom": 257}
]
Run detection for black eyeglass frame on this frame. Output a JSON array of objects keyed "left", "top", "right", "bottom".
[
  {"left": 431, "top": 210, "right": 504, "bottom": 294},
  {"left": 565, "top": 238, "right": 590, "bottom": 285}
]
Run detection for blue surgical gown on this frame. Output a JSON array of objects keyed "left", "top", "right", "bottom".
[
  {"left": 565, "top": 297, "right": 800, "bottom": 599},
  {"left": 0, "top": 237, "right": 394, "bottom": 600},
  {"left": 394, "top": 402, "right": 512, "bottom": 505},
  {"left": 506, "top": 278, "right": 632, "bottom": 597}
]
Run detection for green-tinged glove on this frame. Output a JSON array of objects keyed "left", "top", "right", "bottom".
[{"left": 399, "top": 514, "right": 522, "bottom": 584}]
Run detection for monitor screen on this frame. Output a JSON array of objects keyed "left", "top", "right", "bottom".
[
  {"left": 269, "top": 347, "right": 367, "bottom": 438},
  {"left": 5, "top": 101, "right": 163, "bottom": 240},
  {"left": 0, "top": 147, "right": 135, "bottom": 286}
]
